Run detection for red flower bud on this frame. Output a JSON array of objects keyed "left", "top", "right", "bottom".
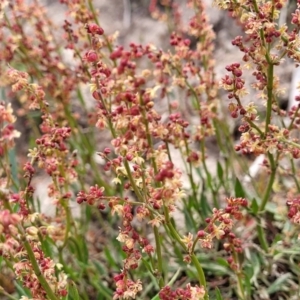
[
  {"left": 85, "top": 50, "right": 98, "bottom": 63},
  {"left": 86, "top": 23, "right": 104, "bottom": 35},
  {"left": 197, "top": 230, "right": 206, "bottom": 238}
]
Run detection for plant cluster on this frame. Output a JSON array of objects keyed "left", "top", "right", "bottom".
[{"left": 1, "top": 0, "right": 300, "bottom": 299}]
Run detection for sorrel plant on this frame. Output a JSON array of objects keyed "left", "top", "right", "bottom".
[{"left": 1, "top": 0, "right": 300, "bottom": 299}]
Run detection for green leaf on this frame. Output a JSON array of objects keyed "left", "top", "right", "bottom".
[
  {"left": 244, "top": 273, "right": 252, "bottom": 297},
  {"left": 201, "top": 261, "right": 229, "bottom": 275},
  {"left": 250, "top": 254, "right": 261, "bottom": 284},
  {"left": 76, "top": 88, "right": 87, "bottom": 109},
  {"left": 215, "top": 288, "right": 223, "bottom": 300},
  {"left": 40, "top": 236, "right": 53, "bottom": 257},
  {"left": 14, "top": 280, "right": 31, "bottom": 297},
  {"left": 271, "top": 234, "right": 283, "bottom": 247},
  {"left": 267, "top": 273, "right": 292, "bottom": 294},
  {"left": 216, "top": 257, "right": 230, "bottom": 268},
  {"left": 200, "top": 192, "right": 212, "bottom": 219},
  {"left": 67, "top": 281, "right": 80, "bottom": 300},
  {"left": 151, "top": 294, "right": 160, "bottom": 300},
  {"left": 91, "top": 279, "right": 113, "bottom": 298},
  {"left": 93, "top": 260, "right": 107, "bottom": 276},
  {"left": 234, "top": 177, "right": 246, "bottom": 198},
  {"left": 244, "top": 252, "right": 260, "bottom": 286},
  {"left": 104, "top": 246, "right": 119, "bottom": 270},
  {"left": 250, "top": 198, "right": 259, "bottom": 214},
  {"left": 81, "top": 237, "right": 89, "bottom": 264},
  {"left": 217, "top": 161, "right": 223, "bottom": 181},
  {"left": 183, "top": 201, "right": 196, "bottom": 231}
]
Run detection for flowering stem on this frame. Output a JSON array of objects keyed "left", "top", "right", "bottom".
[
  {"left": 191, "top": 254, "right": 208, "bottom": 299},
  {"left": 87, "top": 0, "right": 115, "bottom": 60},
  {"left": 153, "top": 225, "right": 164, "bottom": 288},
  {"left": 182, "top": 129, "right": 204, "bottom": 218},
  {"left": 290, "top": 158, "right": 300, "bottom": 192},
  {"left": 256, "top": 152, "right": 277, "bottom": 252},
  {"left": 232, "top": 248, "right": 246, "bottom": 300},
  {"left": 253, "top": 43, "right": 277, "bottom": 252},
  {"left": 280, "top": 138, "right": 300, "bottom": 149},
  {"left": 96, "top": 90, "right": 145, "bottom": 201},
  {"left": 246, "top": 119, "right": 263, "bottom": 137},
  {"left": 165, "top": 141, "right": 172, "bottom": 161},
  {"left": 139, "top": 101, "right": 167, "bottom": 287},
  {"left": 259, "top": 153, "right": 276, "bottom": 211},
  {"left": 140, "top": 104, "right": 158, "bottom": 174},
  {"left": 265, "top": 63, "right": 274, "bottom": 135},
  {"left": 200, "top": 139, "right": 218, "bottom": 208},
  {"left": 164, "top": 210, "right": 207, "bottom": 294},
  {"left": 256, "top": 219, "right": 269, "bottom": 253},
  {"left": 288, "top": 105, "right": 300, "bottom": 130},
  {"left": 123, "top": 161, "right": 144, "bottom": 201},
  {"left": 22, "top": 237, "right": 59, "bottom": 300},
  {"left": 171, "top": 229, "right": 207, "bottom": 291},
  {"left": 59, "top": 200, "right": 71, "bottom": 251}
]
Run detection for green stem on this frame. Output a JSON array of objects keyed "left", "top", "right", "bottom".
[
  {"left": 256, "top": 152, "right": 277, "bottom": 252},
  {"left": 232, "top": 248, "right": 246, "bottom": 300},
  {"left": 0, "top": 289, "right": 18, "bottom": 300},
  {"left": 280, "top": 138, "right": 300, "bottom": 149},
  {"left": 254, "top": 36, "right": 276, "bottom": 251},
  {"left": 123, "top": 161, "right": 144, "bottom": 201},
  {"left": 259, "top": 153, "right": 276, "bottom": 211},
  {"left": 58, "top": 200, "right": 71, "bottom": 251},
  {"left": 190, "top": 254, "right": 207, "bottom": 288},
  {"left": 247, "top": 119, "right": 264, "bottom": 137},
  {"left": 182, "top": 129, "right": 204, "bottom": 218},
  {"left": 23, "top": 238, "right": 59, "bottom": 300},
  {"left": 200, "top": 139, "right": 218, "bottom": 208},
  {"left": 153, "top": 226, "right": 164, "bottom": 288},
  {"left": 265, "top": 63, "right": 274, "bottom": 135},
  {"left": 291, "top": 158, "right": 300, "bottom": 192},
  {"left": 140, "top": 104, "right": 158, "bottom": 174},
  {"left": 164, "top": 210, "right": 207, "bottom": 296},
  {"left": 288, "top": 105, "right": 300, "bottom": 130},
  {"left": 256, "top": 219, "right": 269, "bottom": 252}
]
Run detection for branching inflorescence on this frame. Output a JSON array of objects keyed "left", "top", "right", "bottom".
[{"left": 1, "top": 0, "right": 300, "bottom": 299}]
